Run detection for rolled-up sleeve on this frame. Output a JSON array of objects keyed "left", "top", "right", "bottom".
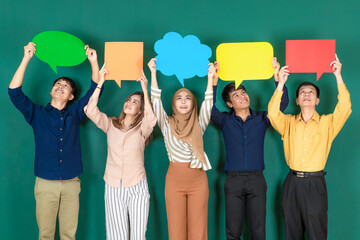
[
  {"left": 141, "top": 104, "right": 157, "bottom": 139},
  {"left": 8, "top": 86, "right": 36, "bottom": 125}
]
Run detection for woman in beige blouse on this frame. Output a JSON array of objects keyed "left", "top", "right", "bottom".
[
  {"left": 84, "top": 64, "right": 157, "bottom": 240},
  {"left": 148, "top": 58, "right": 218, "bottom": 240}
]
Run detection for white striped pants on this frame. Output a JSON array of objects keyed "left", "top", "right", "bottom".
[{"left": 105, "top": 178, "right": 150, "bottom": 240}]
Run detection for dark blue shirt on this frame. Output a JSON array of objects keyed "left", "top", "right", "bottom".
[
  {"left": 8, "top": 80, "right": 99, "bottom": 180},
  {"left": 211, "top": 83, "right": 289, "bottom": 172}
]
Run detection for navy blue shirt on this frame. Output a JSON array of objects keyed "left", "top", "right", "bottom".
[
  {"left": 9, "top": 80, "right": 99, "bottom": 180},
  {"left": 211, "top": 83, "right": 289, "bottom": 172}
]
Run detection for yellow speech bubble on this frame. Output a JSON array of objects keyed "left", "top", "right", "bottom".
[{"left": 216, "top": 42, "right": 274, "bottom": 88}]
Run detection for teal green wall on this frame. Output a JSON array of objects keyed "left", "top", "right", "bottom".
[{"left": 1, "top": 0, "right": 359, "bottom": 239}]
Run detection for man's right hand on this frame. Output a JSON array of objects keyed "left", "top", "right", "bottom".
[{"left": 24, "top": 42, "right": 36, "bottom": 61}]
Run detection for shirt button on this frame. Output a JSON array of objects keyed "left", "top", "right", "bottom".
[
  {"left": 60, "top": 138, "right": 63, "bottom": 141},
  {"left": 61, "top": 118, "right": 63, "bottom": 120},
  {"left": 60, "top": 160, "right": 62, "bottom": 163},
  {"left": 60, "top": 149, "right": 62, "bottom": 152},
  {"left": 60, "top": 128, "right": 62, "bottom": 131}
]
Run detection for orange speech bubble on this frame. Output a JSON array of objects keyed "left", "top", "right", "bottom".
[{"left": 104, "top": 42, "right": 143, "bottom": 87}]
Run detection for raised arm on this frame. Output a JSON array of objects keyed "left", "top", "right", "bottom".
[
  {"left": 198, "top": 62, "right": 216, "bottom": 133},
  {"left": 9, "top": 42, "right": 36, "bottom": 89},
  {"left": 271, "top": 58, "right": 289, "bottom": 112},
  {"left": 206, "top": 62, "right": 217, "bottom": 91},
  {"left": 138, "top": 71, "right": 151, "bottom": 106},
  {"left": 84, "top": 63, "right": 110, "bottom": 133},
  {"left": 210, "top": 61, "right": 227, "bottom": 129},
  {"left": 148, "top": 58, "right": 159, "bottom": 89},
  {"left": 85, "top": 45, "right": 100, "bottom": 83},
  {"left": 271, "top": 57, "right": 280, "bottom": 83},
  {"left": 267, "top": 66, "right": 290, "bottom": 135},
  {"left": 148, "top": 58, "right": 169, "bottom": 133},
  {"left": 74, "top": 46, "right": 103, "bottom": 121},
  {"left": 329, "top": 54, "right": 352, "bottom": 139},
  {"left": 331, "top": 53, "right": 344, "bottom": 86},
  {"left": 90, "top": 62, "right": 107, "bottom": 101},
  {"left": 138, "top": 72, "right": 157, "bottom": 138}
]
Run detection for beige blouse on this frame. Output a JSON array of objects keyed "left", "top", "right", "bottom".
[
  {"left": 151, "top": 87, "right": 213, "bottom": 171},
  {"left": 84, "top": 94, "right": 157, "bottom": 188}
]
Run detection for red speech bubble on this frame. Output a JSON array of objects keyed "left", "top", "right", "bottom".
[{"left": 286, "top": 40, "right": 335, "bottom": 80}]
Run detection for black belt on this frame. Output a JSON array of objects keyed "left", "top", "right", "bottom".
[
  {"left": 290, "top": 170, "right": 327, "bottom": 178},
  {"left": 227, "top": 170, "right": 263, "bottom": 176}
]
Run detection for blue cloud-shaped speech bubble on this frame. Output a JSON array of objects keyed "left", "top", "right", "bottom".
[{"left": 154, "top": 32, "right": 212, "bottom": 86}]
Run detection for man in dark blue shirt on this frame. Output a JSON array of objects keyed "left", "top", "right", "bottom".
[
  {"left": 8, "top": 42, "right": 101, "bottom": 240},
  {"left": 211, "top": 59, "right": 289, "bottom": 240}
]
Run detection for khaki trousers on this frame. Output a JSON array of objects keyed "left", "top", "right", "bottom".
[
  {"left": 34, "top": 177, "right": 81, "bottom": 240},
  {"left": 165, "top": 162, "right": 209, "bottom": 240}
]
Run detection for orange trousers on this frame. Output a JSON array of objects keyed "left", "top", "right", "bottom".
[{"left": 165, "top": 162, "right": 209, "bottom": 240}]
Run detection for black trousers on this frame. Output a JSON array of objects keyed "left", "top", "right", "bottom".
[
  {"left": 282, "top": 173, "right": 328, "bottom": 240},
  {"left": 224, "top": 171, "right": 267, "bottom": 240}
]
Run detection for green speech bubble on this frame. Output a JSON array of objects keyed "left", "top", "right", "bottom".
[{"left": 32, "top": 31, "right": 87, "bottom": 74}]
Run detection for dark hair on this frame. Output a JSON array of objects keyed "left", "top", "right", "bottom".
[
  {"left": 221, "top": 82, "right": 246, "bottom": 104},
  {"left": 52, "top": 77, "right": 78, "bottom": 104},
  {"left": 296, "top": 82, "right": 320, "bottom": 98}
]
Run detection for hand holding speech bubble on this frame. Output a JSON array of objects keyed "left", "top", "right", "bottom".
[
  {"left": 286, "top": 40, "right": 336, "bottom": 80},
  {"left": 216, "top": 42, "right": 274, "bottom": 88},
  {"left": 32, "top": 31, "right": 87, "bottom": 74},
  {"left": 154, "top": 32, "right": 212, "bottom": 87},
  {"left": 104, "top": 42, "right": 143, "bottom": 88}
]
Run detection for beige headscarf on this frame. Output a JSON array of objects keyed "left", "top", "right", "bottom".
[{"left": 168, "top": 88, "right": 206, "bottom": 163}]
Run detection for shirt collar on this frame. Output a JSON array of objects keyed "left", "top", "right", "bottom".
[
  {"left": 45, "top": 103, "right": 69, "bottom": 113},
  {"left": 296, "top": 111, "right": 320, "bottom": 123},
  {"left": 45, "top": 103, "right": 54, "bottom": 110},
  {"left": 232, "top": 108, "right": 257, "bottom": 120}
]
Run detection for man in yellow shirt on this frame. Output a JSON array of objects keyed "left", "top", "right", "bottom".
[{"left": 267, "top": 54, "right": 351, "bottom": 240}]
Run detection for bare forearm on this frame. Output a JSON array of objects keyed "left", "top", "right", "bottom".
[
  {"left": 9, "top": 58, "right": 30, "bottom": 89},
  {"left": 151, "top": 72, "right": 159, "bottom": 89},
  {"left": 143, "top": 89, "right": 151, "bottom": 106},
  {"left": 274, "top": 72, "right": 279, "bottom": 83},
  {"left": 276, "top": 81, "right": 285, "bottom": 92},
  {"left": 91, "top": 81, "right": 103, "bottom": 100},
  {"left": 335, "top": 74, "right": 344, "bottom": 85},
  {"left": 90, "top": 61, "right": 100, "bottom": 83}
]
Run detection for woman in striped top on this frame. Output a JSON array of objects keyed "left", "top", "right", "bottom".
[
  {"left": 148, "top": 58, "right": 218, "bottom": 240},
  {"left": 84, "top": 64, "right": 157, "bottom": 240}
]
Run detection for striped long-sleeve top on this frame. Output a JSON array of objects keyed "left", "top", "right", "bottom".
[{"left": 151, "top": 87, "right": 213, "bottom": 171}]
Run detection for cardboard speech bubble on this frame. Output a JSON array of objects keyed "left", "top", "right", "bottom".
[
  {"left": 32, "top": 31, "right": 87, "bottom": 74},
  {"left": 154, "top": 32, "right": 212, "bottom": 87},
  {"left": 286, "top": 40, "right": 336, "bottom": 80},
  {"left": 104, "top": 42, "right": 143, "bottom": 87},
  {"left": 216, "top": 42, "right": 274, "bottom": 88}
]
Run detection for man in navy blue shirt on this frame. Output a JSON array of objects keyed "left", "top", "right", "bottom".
[
  {"left": 8, "top": 42, "right": 101, "bottom": 240},
  {"left": 211, "top": 58, "right": 289, "bottom": 240}
]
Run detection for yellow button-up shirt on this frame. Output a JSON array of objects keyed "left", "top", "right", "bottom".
[{"left": 267, "top": 84, "right": 352, "bottom": 172}]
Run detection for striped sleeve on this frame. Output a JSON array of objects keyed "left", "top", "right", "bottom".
[
  {"left": 150, "top": 87, "right": 168, "bottom": 134},
  {"left": 198, "top": 90, "right": 213, "bottom": 134}
]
